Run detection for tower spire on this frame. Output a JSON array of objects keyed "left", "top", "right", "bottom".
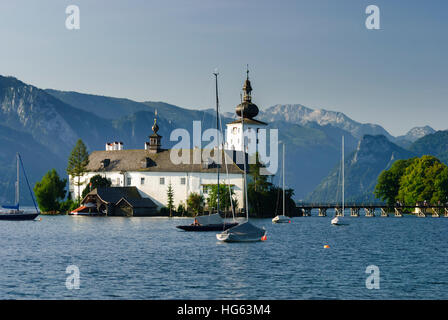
[
  {"left": 152, "top": 109, "right": 159, "bottom": 134},
  {"left": 236, "top": 66, "right": 258, "bottom": 118}
]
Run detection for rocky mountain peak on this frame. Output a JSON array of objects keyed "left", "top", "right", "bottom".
[
  {"left": 260, "top": 104, "right": 394, "bottom": 141},
  {"left": 405, "top": 126, "right": 436, "bottom": 142}
]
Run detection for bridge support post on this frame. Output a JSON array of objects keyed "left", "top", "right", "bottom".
[
  {"left": 445, "top": 208, "right": 448, "bottom": 217},
  {"left": 318, "top": 208, "right": 327, "bottom": 217},
  {"left": 394, "top": 208, "right": 403, "bottom": 217},
  {"left": 350, "top": 208, "right": 359, "bottom": 217},
  {"left": 365, "top": 208, "right": 375, "bottom": 217},
  {"left": 335, "top": 207, "right": 344, "bottom": 217},
  {"left": 303, "top": 208, "right": 312, "bottom": 217},
  {"left": 415, "top": 207, "right": 426, "bottom": 217},
  {"left": 431, "top": 207, "right": 440, "bottom": 218},
  {"left": 380, "top": 208, "right": 388, "bottom": 217}
]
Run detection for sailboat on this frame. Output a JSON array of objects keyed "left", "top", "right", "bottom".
[
  {"left": 331, "top": 136, "right": 344, "bottom": 226},
  {"left": 272, "top": 143, "right": 291, "bottom": 223},
  {"left": 0, "top": 153, "right": 40, "bottom": 221},
  {"left": 176, "top": 71, "right": 238, "bottom": 232},
  {"left": 216, "top": 70, "right": 267, "bottom": 242}
]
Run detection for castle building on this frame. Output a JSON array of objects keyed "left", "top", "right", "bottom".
[{"left": 69, "top": 71, "right": 268, "bottom": 212}]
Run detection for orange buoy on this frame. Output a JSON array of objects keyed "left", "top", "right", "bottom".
[
  {"left": 324, "top": 245, "right": 330, "bottom": 249},
  {"left": 261, "top": 235, "right": 267, "bottom": 241}
]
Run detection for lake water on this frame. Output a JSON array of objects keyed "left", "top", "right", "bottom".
[{"left": 0, "top": 214, "right": 446, "bottom": 299}]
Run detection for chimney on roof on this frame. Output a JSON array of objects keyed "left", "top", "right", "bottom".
[{"left": 106, "top": 142, "right": 124, "bottom": 151}]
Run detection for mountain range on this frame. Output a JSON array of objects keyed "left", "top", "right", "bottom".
[{"left": 0, "top": 74, "right": 445, "bottom": 205}]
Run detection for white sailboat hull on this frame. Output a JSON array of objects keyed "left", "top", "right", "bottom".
[
  {"left": 216, "top": 232, "right": 266, "bottom": 242},
  {"left": 216, "top": 221, "right": 267, "bottom": 242},
  {"left": 272, "top": 215, "right": 291, "bottom": 223},
  {"left": 331, "top": 217, "right": 341, "bottom": 225}
]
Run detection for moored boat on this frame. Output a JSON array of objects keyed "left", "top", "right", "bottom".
[
  {"left": 216, "top": 221, "right": 267, "bottom": 242},
  {"left": 0, "top": 153, "right": 40, "bottom": 221},
  {"left": 176, "top": 213, "right": 238, "bottom": 231}
]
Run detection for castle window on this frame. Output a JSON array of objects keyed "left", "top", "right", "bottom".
[
  {"left": 141, "top": 177, "right": 145, "bottom": 185},
  {"left": 126, "top": 177, "right": 132, "bottom": 186},
  {"left": 180, "top": 177, "right": 186, "bottom": 185},
  {"left": 203, "top": 185, "right": 209, "bottom": 194},
  {"left": 160, "top": 177, "right": 165, "bottom": 185}
]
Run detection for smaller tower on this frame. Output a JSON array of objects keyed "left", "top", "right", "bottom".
[{"left": 147, "top": 110, "right": 162, "bottom": 153}]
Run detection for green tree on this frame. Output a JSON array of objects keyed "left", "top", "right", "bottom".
[
  {"left": 167, "top": 182, "right": 174, "bottom": 217},
  {"left": 245, "top": 153, "right": 296, "bottom": 217},
  {"left": 177, "top": 201, "right": 186, "bottom": 217},
  {"left": 248, "top": 153, "right": 270, "bottom": 192},
  {"left": 187, "top": 192, "right": 204, "bottom": 216},
  {"left": 66, "top": 139, "right": 89, "bottom": 204},
  {"left": 247, "top": 181, "right": 295, "bottom": 217},
  {"left": 34, "top": 169, "right": 67, "bottom": 212},
  {"left": 81, "top": 174, "right": 112, "bottom": 199},
  {"left": 374, "top": 158, "right": 415, "bottom": 205},
  {"left": 398, "top": 156, "right": 448, "bottom": 205},
  {"left": 206, "top": 184, "right": 238, "bottom": 212}
]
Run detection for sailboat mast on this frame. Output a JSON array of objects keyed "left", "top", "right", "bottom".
[
  {"left": 342, "top": 136, "right": 344, "bottom": 214},
  {"left": 213, "top": 71, "right": 220, "bottom": 214},
  {"left": 282, "top": 143, "right": 285, "bottom": 216},
  {"left": 241, "top": 106, "right": 249, "bottom": 221},
  {"left": 16, "top": 153, "right": 19, "bottom": 206}
]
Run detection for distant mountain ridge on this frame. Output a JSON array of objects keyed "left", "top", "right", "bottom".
[
  {"left": 409, "top": 130, "right": 448, "bottom": 165},
  {"left": 394, "top": 125, "right": 436, "bottom": 148},
  {"left": 403, "top": 126, "right": 436, "bottom": 142},
  {"left": 258, "top": 104, "right": 396, "bottom": 141}
]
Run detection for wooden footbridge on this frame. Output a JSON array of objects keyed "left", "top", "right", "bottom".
[{"left": 296, "top": 203, "right": 448, "bottom": 218}]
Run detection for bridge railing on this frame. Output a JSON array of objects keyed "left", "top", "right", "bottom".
[{"left": 295, "top": 202, "right": 448, "bottom": 208}]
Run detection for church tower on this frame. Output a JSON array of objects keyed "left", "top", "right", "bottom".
[
  {"left": 145, "top": 111, "right": 162, "bottom": 153},
  {"left": 225, "top": 68, "right": 267, "bottom": 154}
]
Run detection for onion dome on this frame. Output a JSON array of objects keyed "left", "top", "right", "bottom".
[
  {"left": 236, "top": 68, "right": 259, "bottom": 119},
  {"left": 152, "top": 117, "right": 159, "bottom": 135}
]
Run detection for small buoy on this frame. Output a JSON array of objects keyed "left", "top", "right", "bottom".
[
  {"left": 261, "top": 235, "right": 267, "bottom": 241},
  {"left": 324, "top": 245, "right": 330, "bottom": 249}
]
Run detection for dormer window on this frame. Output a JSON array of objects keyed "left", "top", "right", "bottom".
[{"left": 101, "top": 159, "right": 110, "bottom": 168}]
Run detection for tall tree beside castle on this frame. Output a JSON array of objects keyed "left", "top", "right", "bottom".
[
  {"left": 207, "top": 184, "right": 237, "bottom": 213},
  {"left": 167, "top": 183, "right": 174, "bottom": 217},
  {"left": 187, "top": 193, "right": 204, "bottom": 216},
  {"left": 66, "top": 139, "right": 89, "bottom": 203}
]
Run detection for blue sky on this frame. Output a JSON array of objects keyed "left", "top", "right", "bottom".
[{"left": 0, "top": 0, "right": 447, "bottom": 136}]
